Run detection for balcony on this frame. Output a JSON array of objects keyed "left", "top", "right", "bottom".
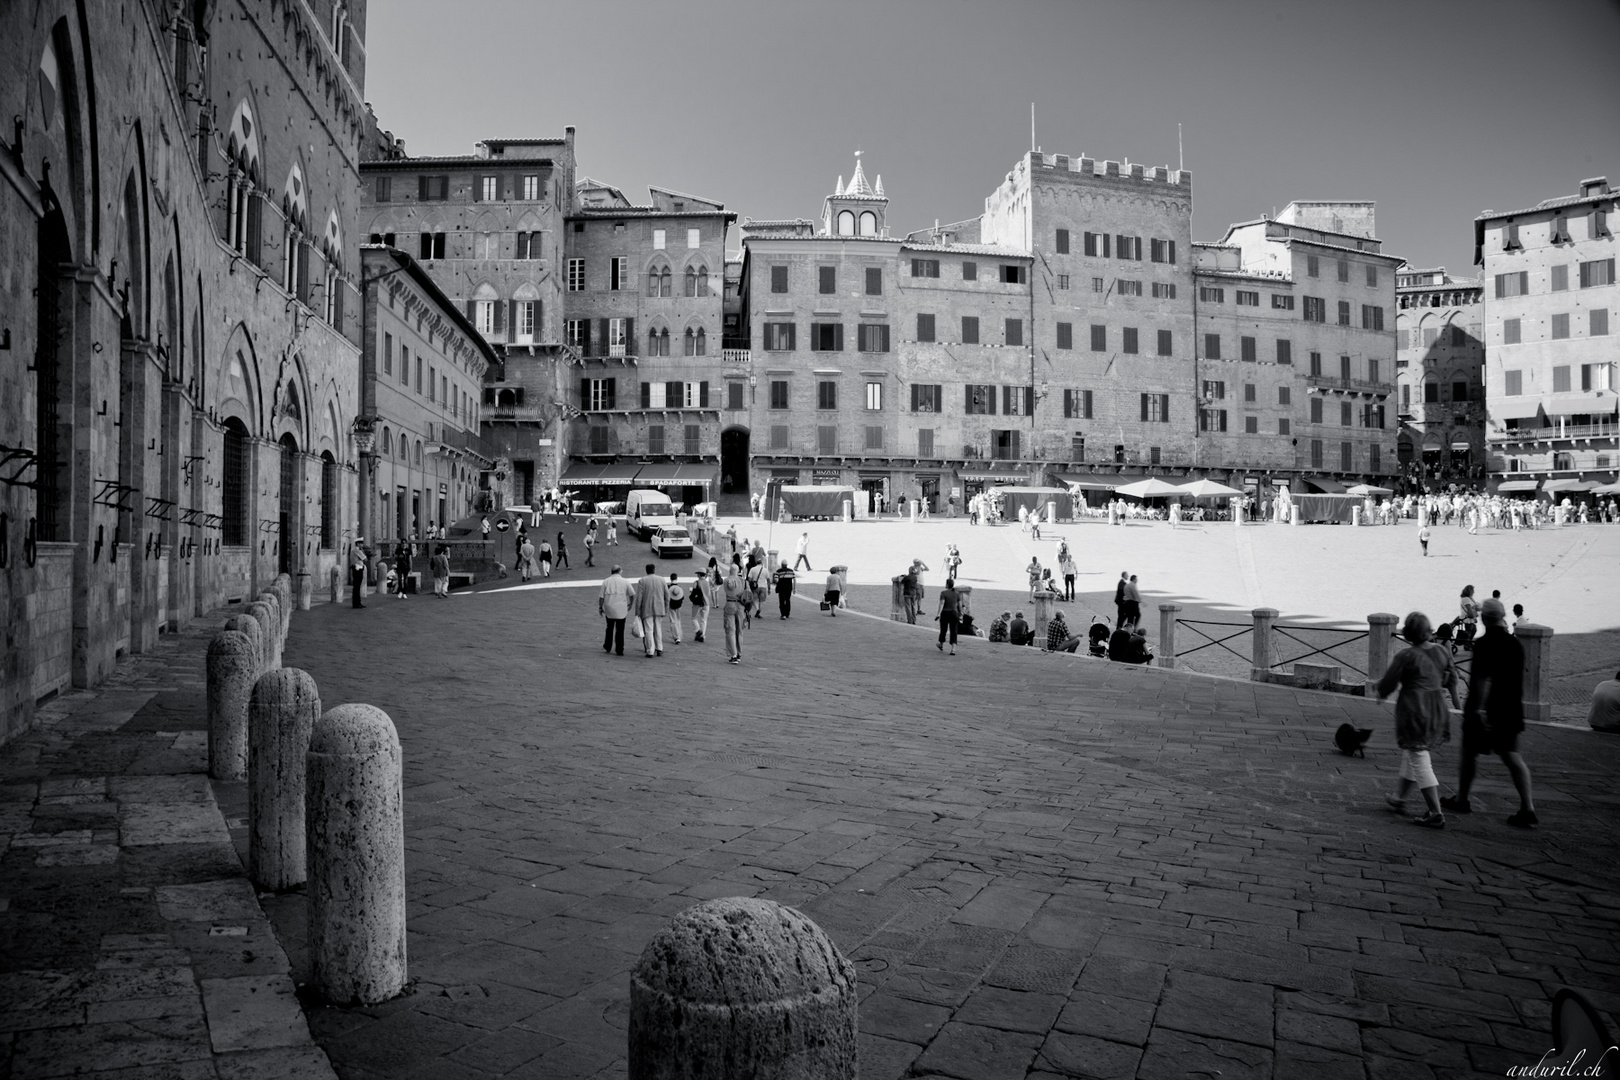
[
  {"left": 721, "top": 349, "right": 752, "bottom": 365},
  {"left": 1305, "top": 372, "right": 1392, "bottom": 397},
  {"left": 1490, "top": 420, "right": 1619, "bottom": 444}
]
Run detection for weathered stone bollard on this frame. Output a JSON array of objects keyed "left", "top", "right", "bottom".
[
  {"left": 206, "top": 631, "right": 258, "bottom": 781},
  {"left": 307, "top": 703, "right": 406, "bottom": 1005},
  {"left": 890, "top": 576, "right": 904, "bottom": 622},
  {"left": 1158, "top": 603, "right": 1182, "bottom": 669},
  {"left": 273, "top": 577, "right": 292, "bottom": 637},
  {"left": 222, "top": 614, "right": 264, "bottom": 678},
  {"left": 1033, "top": 593, "right": 1054, "bottom": 646},
  {"left": 1251, "top": 607, "right": 1278, "bottom": 681},
  {"left": 257, "top": 591, "right": 283, "bottom": 669},
  {"left": 249, "top": 668, "right": 321, "bottom": 891},
  {"left": 1366, "top": 612, "right": 1399, "bottom": 697},
  {"left": 766, "top": 550, "right": 778, "bottom": 574},
  {"left": 295, "top": 571, "right": 312, "bottom": 611},
  {"left": 629, "top": 897, "right": 856, "bottom": 1080},
  {"left": 245, "top": 600, "right": 277, "bottom": 672},
  {"left": 1516, "top": 623, "right": 1554, "bottom": 723},
  {"left": 329, "top": 567, "right": 340, "bottom": 605}
]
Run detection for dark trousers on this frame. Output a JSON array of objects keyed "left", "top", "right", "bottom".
[
  {"left": 939, "top": 612, "right": 959, "bottom": 645},
  {"left": 350, "top": 566, "right": 364, "bottom": 607},
  {"left": 794, "top": 554, "right": 811, "bottom": 570},
  {"left": 556, "top": 551, "right": 569, "bottom": 568},
  {"left": 778, "top": 592, "right": 791, "bottom": 617},
  {"left": 1064, "top": 574, "right": 1075, "bottom": 601},
  {"left": 603, "top": 618, "right": 625, "bottom": 655}
]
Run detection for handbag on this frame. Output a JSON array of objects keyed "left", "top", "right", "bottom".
[{"left": 819, "top": 601, "right": 831, "bottom": 612}]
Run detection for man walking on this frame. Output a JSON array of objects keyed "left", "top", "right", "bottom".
[
  {"left": 793, "top": 531, "right": 812, "bottom": 571},
  {"left": 774, "top": 562, "right": 796, "bottom": 619},
  {"left": 722, "top": 564, "right": 748, "bottom": 664},
  {"left": 598, "top": 564, "right": 634, "bottom": 656},
  {"left": 431, "top": 545, "right": 451, "bottom": 597},
  {"left": 518, "top": 536, "right": 536, "bottom": 582},
  {"left": 349, "top": 536, "right": 369, "bottom": 608},
  {"left": 1444, "top": 599, "right": 1538, "bottom": 826},
  {"left": 666, "top": 572, "right": 685, "bottom": 645},
  {"left": 1114, "top": 571, "right": 1128, "bottom": 629},
  {"left": 634, "top": 563, "right": 669, "bottom": 657}
]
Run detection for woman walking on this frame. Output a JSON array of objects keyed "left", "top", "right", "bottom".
[
  {"left": 1058, "top": 543, "right": 1077, "bottom": 602},
  {"left": 394, "top": 544, "right": 413, "bottom": 599},
  {"left": 555, "top": 531, "right": 570, "bottom": 570},
  {"left": 1458, "top": 584, "right": 1480, "bottom": 651},
  {"left": 1376, "top": 612, "right": 1458, "bottom": 828},
  {"left": 936, "top": 578, "right": 962, "bottom": 654}
]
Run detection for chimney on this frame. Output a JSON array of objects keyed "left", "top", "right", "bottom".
[{"left": 1580, "top": 176, "right": 1610, "bottom": 197}]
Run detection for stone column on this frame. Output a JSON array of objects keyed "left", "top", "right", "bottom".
[
  {"left": 629, "top": 897, "right": 856, "bottom": 1080},
  {"left": 222, "top": 615, "right": 263, "bottom": 678},
  {"left": 249, "top": 668, "right": 321, "bottom": 891},
  {"left": 1158, "top": 603, "right": 1182, "bottom": 669},
  {"left": 890, "top": 576, "right": 904, "bottom": 622},
  {"left": 766, "top": 550, "right": 778, "bottom": 575},
  {"left": 206, "top": 630, "right": 257, "bottom": 781},
  {"left": 329, "top": 566, "right": 340, "bottom": 605},
  {"left": 295, "top": 571, "right": 312, "bottom": 611},
  {"left": 1251, "top": 607, "right": 1278, "bottom": 681},
  {"left": 1366, "top": 613, "right": 1399, "bottom": 698},
  {"left": 1516, "top": 624, "right": 1554, "bottom": 723},
  {"left": 1033, "top": 593, "right": 1054, "bottom": 647},
  {"left": 307, "top": 703, "right": 406, "bottom": 1005},
  {"left": 245, "top": 600, "right": 277, "bottom": 672}
]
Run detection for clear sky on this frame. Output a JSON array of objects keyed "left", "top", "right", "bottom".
[{"left": 363, "top": 0, "right": 1620, "bottom": 274}]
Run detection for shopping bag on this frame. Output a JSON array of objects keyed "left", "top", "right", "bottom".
[{"left": 629, "top": 619, "right": 643, "bottom": 640}]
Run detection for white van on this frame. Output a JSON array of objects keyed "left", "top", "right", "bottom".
[{"left": 625, "top": 489, "right": 676, "bottom": 539}]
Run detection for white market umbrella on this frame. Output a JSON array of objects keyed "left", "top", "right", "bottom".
[
  {"left": 1115, "top": 478, "right": 1187, "bottom": 499},
  {"left": 1345, "top": 483, "right": 1393, "bottom": 496},
  {"left": 1176, "top": 479, "right": 1244, "bottom": 499}
]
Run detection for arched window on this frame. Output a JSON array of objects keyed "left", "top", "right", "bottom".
[
  {"left": 278, "top": 433, "right": 300, "bottom": 574},
  {"left": 859, "top": 211, "right": 877, "bottom": 236},
  {"left": 837, "top": 210, "right": 855, "bottom": 236},
  {"left": 222, "top": 418, "right": 250, "bottom": 546},
  {"left": 119, "top": 175, "right": 145, "bottom": 337},
  {"left": 35, "top": 208, "right": 71, "bottom": 542},
  {"left": 684, "top": 266, "right": 697, "bottom": 297},
  {"left": 684, "top": 327, "right": 696, "bottom": 356},
  {"left": 399, "top": 433, "right": 408, "bottom": 460},
  {"left": 415, "top": 440, "right": 423, "bottom": 467},
  {"left": 697, "top": 267, "right": 710, "bottom": 297},
  {"left": 162, "top": 254, "right": 179, "bottom": 380},
  {"left": 320, "top": 452, "right": 338, "bottom": 549},
  {"left": 381, "top": 426, "right": 392, "bottom": 455},
  {"left": 695, "top": 327, "right": 707, "bottom": 356}
]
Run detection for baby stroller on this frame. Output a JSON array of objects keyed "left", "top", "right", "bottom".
[
  {"left": 1432, "top": 617, "right": 1476, "bottom": 655},
  {"left": 1087, "top": 616, "right": 1112, "bottom": 658}
]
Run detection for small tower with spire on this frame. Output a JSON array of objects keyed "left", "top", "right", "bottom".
[{"left": 822, "top": 151, "right": 889, "bottom": 237}]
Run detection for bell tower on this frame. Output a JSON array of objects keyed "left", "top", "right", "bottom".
[{"left": 822, "top": 152, "right": 888, "bottom": 237}]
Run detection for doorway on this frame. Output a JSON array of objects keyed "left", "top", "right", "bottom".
[
  {"left": 278, "top": 434, "right": 299, "bottom": 573},
  {"left": 721, "top": 428, "right": 750, "bottom": 494}
]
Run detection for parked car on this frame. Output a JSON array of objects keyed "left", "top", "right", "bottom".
[{"left": 649, "top": 525, "right": 693, "bottom": 559}]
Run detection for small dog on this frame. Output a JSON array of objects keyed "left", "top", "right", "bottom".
[
  {"left": 1334, "top": 723, "right": 1373, "bottom": 757},
  {"left": 495, "top": 562, "right": 509, "bottom": 579}
]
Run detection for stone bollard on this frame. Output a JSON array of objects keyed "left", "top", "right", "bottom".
[
  {"left": 206, "top": 631, "right": 257, "bottom": 781},
  {"left": 767, "top": 550, "right": 778, "bottom": 575},
  {"left": 329, "top": 567, "right": 340, "bottom": 605},
  {"left": 1352, "top": 506, "right": 1361, "bottom": 527},
  {"left": 295, "top": 571, "right": 312, "bottom": 611},
  {"left": 1366, "top": 613, "right": 1399, "bottom": 697},
  {"left": 1033, "top": 593, "right": 1054, "bottom": 646},
  {"left": 222, "top": 614, "right": 264, "bottom": 678},
  {"left": 306, "top": 703, "right": 407, "bottom": 1005},
  {"left": 890, "top": 576, "right": 904, "bottom": 622},
  {"left": 258, "top": 590, "right": 284, "bottom": 667},
  {"left": 245, "top": 601, "right": 276, "bottom": 672},
  {"left": 249, "top": 668, "right": 321, "bottom": 891},
  {"left": 629, "top": 897, "right": 856, "bottom": 1080},
  {"left": 1251, "top": 607, "right": 1278, "bottom": 680},
  {"left": 1046, "top": 500, "right": 1057, "bottom": 525},
  {"left": 1158, "top": 603, "right": 1182, "bottom": 669},
  {"left": 1516, "top": 624, "right": 1554, "bottom": 723}
]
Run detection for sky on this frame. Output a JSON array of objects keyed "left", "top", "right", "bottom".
[{"left": 363, "top": 0, "right": 1620, "bottom": 274}]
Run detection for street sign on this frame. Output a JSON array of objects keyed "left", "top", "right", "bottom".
[{"left": 494, "top": 518, "right": 510, "bottom": 532}]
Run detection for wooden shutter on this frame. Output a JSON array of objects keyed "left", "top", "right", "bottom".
[
  {"left": 833, "top": 324, "right": 844, "bottom": 351},
  {"left": 605, "top": 378, "right": 616, "bottom": 409},
  {"left": 1102, "top": 233, "right": 1111, "bottom": 258},
  {"left": 666, "top": 380, "right": 681, "bottom": 405},
  {"left": 580, "top": 378, "right": 590, "bottom": 409},
  {"left": 624, "top": 318, "right": 635, "bottom": 353},
  {"left": 492, "top": 300, "right": 505, "bottom": 334},
  {"left": 964, "top": 385, "right": 975, "bottom": 413},
  {"left": 1141, "top": 394, "right": 1149, "bottom": 422},
  {"left": 579, "top": 319, "right": 592, "bottom": 355},
  {"left": 515, "top": 232, "right": 528, "bottom": 259},
  {"left": 1168, "top": 240, "right": 1176, "bottom": 264},
  {"left": 786, "top": 323, "right": 796, "bottom": 351},
  {"left": 1001, "top": 386, "right": 1013, "bottom": 415},
  {"left": 699, "top": 382, "right": 709, "bottom": 407},
  {"left": 641, "top": 382, "right": 651, "bottom": 408},
  {"left": 1009, "top": 431, "right": 1020, "bottom": 458},
  {"left": 1024, "top": 387, "right": 1035, "bottom": 416},
  {"left": 245, "top": 195, "right": 262, "bottom": 266},
  {"left": 598, "top": 319, "right": 609, "bottom": 357}
]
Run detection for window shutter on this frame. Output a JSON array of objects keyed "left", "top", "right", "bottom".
[
  {"left": 787, "top": 323, "right": 796, "bottom": 351},
  {"left": 598, "top": 319, "right": 609, "bottom": 356},
  {"left": 580, "top": 378, "right": 590, "bottom": 408},
  {"left": 640, "top": 382, "right": 651, "bottom": 408},
  {"left": 965, "top": 385, "right": 974, "bottom": 413},
  {"left": 987, "top": 385, "right": 997, "bottom": 415},
  {"left": 1102, "top": 233, "right": 1111, "bottom": 258},
  {"left": 605, "top": 378, "right": 616, "bottom": 409},
  {"left": 834, "top": 324, "right": 844, "bottom": 351},
  {"left": 1141, "top": 393, "right": 1149, "bottom": 422},
  {"left": 515, "top": 232, "right": 528, "bottom": 260},
  {"left": 580, "top": 319, "right": 592, "bottom": 355},
  {"left": 466, "top": 299, "right": 475, "bottom": 322},
  {"left": 1063, "top": 389, "right": 1073, "bottom": 417},
  {"left": 1024, "top": 386, "right": 1035, "bottom": 416},
  {"left": 1168, "top": 239, "right": 1176, "bottom": 264},
  {"left": 624, "top": 317, "right": 634, "bottom": 351},
  {"left": 1001, "top": 386, "right": 1012, "bottom": 415},
  {"left": 1010, "top": 431, "right": 1020, "bottom": 458},
  {"left": 700, "top": 381, "right": 710, "bottom": 407}
]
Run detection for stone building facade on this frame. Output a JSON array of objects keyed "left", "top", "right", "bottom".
[
  {"left": 1394, "top": 268, "right": 1485, "bottom": 483},
  {"left": 1476, "top": 178, "right": 1618, "bottom": 496},
  {"left": 358, "top": 245, "right": 493, "bottom": 546},
  {"left": 1, "top": 0, "right": 368, "bottom": 745}
]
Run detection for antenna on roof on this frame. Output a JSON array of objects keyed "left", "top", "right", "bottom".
[{"left": 1178, "top": 123, "right": 1183, "bottom": 172}]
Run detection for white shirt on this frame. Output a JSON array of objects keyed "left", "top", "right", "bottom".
[{"left": 796, "top": 536, "right": 809, "bottom": 555}]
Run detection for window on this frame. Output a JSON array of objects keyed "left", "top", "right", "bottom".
[
  {"left": 962, "top": 261, "right": 977, "bottom": 281},
  {"left": 1503, "top": 318, "right": 1521, "bottom": 344},
  {"left": 819, "top": 266, "right": 836, "bottom": 294},
  {"left": 1152, "top": 282, "right": 1176, "bottom": 299},
  {"left": 418, "top": 175, "right": 448, "bottom": 201},
  {"left": 817, "top": 381, "right": 838, "bottom": 410},
  {"left": 817, "top": 426, "right": 837, "bottom": 454},
  {"left": 1203, "top": 380, "right": 1226, "bottom": 401},
  {"left": 1000, "top": 264, "right": 1026, "bottom": 284},
  {"left": 1244, "top": 383, "right": 1257, "bottom": 403},
  {"left": 1449, "top": 324, "right": 1468, "bottom": 347},
  {"left": 480, "top": 176, "right": 498, "bottom": 201},
  {"left": 566, "top": 319, "right": 587, "bottom": 351},
  {"left": 1056, "top": 322, "right": 1072, "bottom": 350},
  {"left": 991, "top": 429, "right": 1021, "bottom": 459},
  {"left": 1582, "top": 362, "right": 1614, "bottom": 390},
  {"left": 1199, "top": 286, "right": 1225, "bottom": 303},
  {"left": 764, "top": 322, "right": 796, "bottom": 351},
  {"left": 1306, "top": 255, "right": 1320, "bottom": 278},
  {"left": 609, "top": 257, "right": 628, "bottom": 291},
  {"left": 769, "top": 380, "right": 789, "bottom": 409},
  {"left": 1552, "top": 313, "right": 1570, "bottom": 340},
  {"left": 474, "top": 300, "right": 496, "bottom": 334},
  {"left": 514, "top": 231, "right": 541, "bottom": 259},
  {"left": 910, "top": 384, "right": 942, "bottom": 413},
  {"left": 1494, "top": 271, "right": 1529, "bottom": 297},
  {"left": 1401, "top": 384, "right": 1410, "bottom": 407},
  {"left": 857, "top": 323, "right": 890, "bottom": 352},
  {"left": 1157, "top": 329, "right": 1173, "bottom": 356},
  {"left": 1059, "top": 274, "right": 1071, "bottom": 290},
  {"left": 1553, "top": 365, "right": 1571, "bottom": 392},
  {"left": 1553, "top": 451, "right": 1573, "bottom": 470},
  {"left": 1337, "top": 300, "right": 1351, "bottom": 326},
  {"left": 1337, "top": 258, "right": 1349, "bottom": 283},
  {"left": 916, "top": 314, "right": 936, "bottom": 342},
  {"left": 728, "top": 381, "right": 745, "bottom": 410},
  {"left": 583, "top": 377, "right": 616, "bottom": 411},
  {"left": 1424, "top": 381, "right": 1439, "bottom": 403},
  {"left": 1277, "top": 339, "right": 1293, "bottom": 364},
  {"left": 1115, "top": 236, "right": 1142, "bottom": 261},
  {"left": 516, "top": 300, "right": 536, "bottom": 340},
  {"left": 647, "top": 424, "right": 665, "bottom": 454},
  {"left": 1370, "top": 444, "right": 1381, "bottom": 472},
  {"left": 1552, "top": 216, "right": 1571, "bottom": 243},
  {"left": 771, "top": 265, "right": 788, "bottom": 293},
  {"left": 1083, "top": 231, "right": 1108, "bottom": 257},
  {"left": 1141, "top": 393, "right": 1170, "bottom": 423},
  {"left": 866, "top": 267, "right": 882, "bottom": 295},
  {"left": 652, "top": 228, "right": 666, "bottom": 250},
  {"left": 1278, "top": 386, "right": 1292, "bottom": 405},
  {"left": 1310, "top": 439, "right": 1324, "bottom": 469},
  {"left": 1005, "top": 319, "right": 1024, "bottom": 346},
  {"left": 1310, "top": 397, "right": 1323, "bottom": 423},
  {"left": 1063, "top": 389, "right": 1093, "bottom": 419},
  {"left": 999, "top": 385, "right": 1034, "bottom": 416},
  {"left": 522, "top": 175, "right": 539, "bottom": 200},
  {"left": 1340, "top": 401, "right": 1352, "bottom": 426},
  {"left": 1368, "top": 358, "right": 1379, "bottom": 383},
  {"left": 810, "top": 322, "right": 843, "bottom": 351},
  {"left": 1122, "top": 327, "right": 1139, "bottom": 354},
  {"left": 1198, "top": 408, "right": 1227, "bottom": 432},
  {"left": 962, "top": 316, "right": 980, "bottom": 345},
  {"left": 1341, "top": 441, "right": 1354, "bottom": 471},
  {"left": 770, "top": 425, "right": 788, "bottom": 449},
  {"left": 687, "top": 228, "right": 700, "bottom": 249},
  {"left": 1150, "top": 238, "right": 1177, "bottom": 263},
  {"left": 1244, "top": 415, "right": 1258, "bottom": 434},
  {"left": 1204, "top": 333, "right": 1221, "bottom": 360},
  {"left": 1071, "top": 435, "right": 1086, "bottom": 462},
  {"left": 383, "top": 332, "right": 393, "bottom": 375},
  {"left": 374, "top": 176, "right": 392, "bottom": 202},
  {"left": 1272, "top": 294, "right": 1295, "bottom": 310},
  {"left": 1340, "top": 355, "right": 1352, "bottom": 381},
  {"left": 418, "top": 232, "right": 446, "bottom": 260},
  {"left": 1549, "top": 264, "right": 1568, "bottom": 292},
  {"left": 682, "top": 424, "right": 700, "bottom": 455},
  {"left": 1118, "top": 279, "right": 1143, "bottom": 297},
  {"left": 1596, "top": 206, "right": 1612, "bottom": 238},
  {"left": 912, "top": 258, "right": 940, "bottom": 278},
  {"left": 1366, "top": 265, "right": 1378, "bottom": 287},
  {"left": 1240, "top": 336, "right": 1256, "bottom": 362},
  {"left": 1594, "top": 309, "right": 1611, "bottom": 337},
  {"left": 1090, "top": 324, "right": 1106, "bottom": 351},
  {"left": 400, "top": 346, "right": 409, "bottom": 384},
  {"left": 1580, "top": 259, "right": 1616, "bottom": 288},
  {"left": 647, "top": 266, "right": 671, "bottom": 297},
  {"left": 1055, "top": 228, "right": 1070, "bottom": 254},
  {"left": 917, "top": 429, "right": 935, "bottom": 457},
  {"left": 1236, "top": 290, "right": 1259, "bottom": 307},
  {"left": 864, "top": 425, "right": 884, "bottom": 450},
  {"left": 1361, "top": 305, "right": 1385, "bottom": 330},
  {"left": 965, "top": 385, "right": 996, "bottom": 414},
  {"left": 1092, "top": 277, "right": 1104, "bottom": 293},
  {"left": 1303, "top": 296, "right": 1326, "bottom": 323},
  {"left": 567, "top": 259, "right": 585, "bottom": 291},
  {"left": 865, "top": 381, "right": 883, "bottom": 411},
  {"left": 1278, "top": 418, "right": 1291, "bottom": 435},
  {"left": 1452, "top": 381, "right": 1468, "bottom": 402}
]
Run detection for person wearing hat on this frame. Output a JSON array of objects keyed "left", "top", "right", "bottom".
[{"left": 1444, "top": 597, "right": 1538, "bottom": 827}]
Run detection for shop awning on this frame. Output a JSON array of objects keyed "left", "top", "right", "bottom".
[
  {"left": 1301, "top": 477, "right": 1347, "bottom": 494},
  {"left": 1541, "top": 478, "right": 1584, "bottom": 492},
  {"left": 633, "top": 462, "right": 714, "bottom": 486},
  {"left": 1054, "top": 472, "right": 1120, "bottom": 490},
  {"left": 1541, "top": 394, "right": 1619, "bottom": 418},
  {"left": 559, "top": 462, "right": 643, "bottom": 486},
  {"left": 1450, "top": 442, "right": 1472, "bottom": 451},
  {"left": 959, "top": 463, "right": 1031, "bottom": 482},
  {"left": 1495, "top": 479, "right": 1539, "bottom": 492}
]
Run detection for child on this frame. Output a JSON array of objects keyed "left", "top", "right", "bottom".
[
  {"left": 1417, "top": 525, "right": 1431, "bottom": 556},
  {"left": 1511, "top": 603, "right": 1526, "bottom": 634},
  {"left": 666, "top": 573, "right": 685, "bottom": 644}
]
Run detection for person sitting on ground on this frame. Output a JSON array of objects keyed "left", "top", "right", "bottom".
[
  {"left": 988, "top": 611, "right": 1011, "bottom": 643},
  {"left": 1589, "top": 669, "right": 1620, "bottom": 733},
  {"left": 1107, "top": 625, "right": 1152, "bottom": 664},
  {"left": 1046, "top": 610, "right": 1083, "bottom": 653},
  {"left": 1009, "top": 611, "right": 1034, "bottom": 647}
]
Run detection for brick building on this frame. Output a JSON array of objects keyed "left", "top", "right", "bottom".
[
  {"left": 1394, "top": 267, "right": 1485, "bottom": 484},
  {"left": 1, "top": 0, "right": 368, "bottom": 745},
  {"left": 1476, "top": 178, "right": 1618, "bottom": 497}
]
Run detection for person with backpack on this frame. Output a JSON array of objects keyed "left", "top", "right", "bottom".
[
  {"left": 745, "top": 559, "right": 767, "bottom": 625},
  {"left": 1376, "top": 611, "right": 1458, "bottom": 829},
  {"left": 665, "top": 573, "right": 686, "bottom": 644},
  {"left": 690, "top": 564, "right": 716, "bottom": 643}
]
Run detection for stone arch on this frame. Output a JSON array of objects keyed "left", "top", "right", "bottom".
[
  {"left": 29, "top": 17, "right": 94, "bottom": 259},
  {"left": 116, "top": 159, "right": 150, "bottom": 339},
  {"left": 34, "top": 200, "right": 74, "bottom": 542},
  {"left": 836, "top": 210, "right": 855, "bottom": 236},
  {"left": 859, "top": 210, "right": 878, "bottom": 236},
  {"left": 218, "top": 323, "right": 261, "bottom": 433},
  {"left": 225, "top": 96, "right": 262, "bottom": 182}
]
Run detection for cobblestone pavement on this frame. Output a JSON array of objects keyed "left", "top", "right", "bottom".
[
  {"left": 0, "top": 614, "right": 336, "bottom": 1080},
  {"left": 270, "top": 567, "right": 1620, "bottom": 1080}
]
